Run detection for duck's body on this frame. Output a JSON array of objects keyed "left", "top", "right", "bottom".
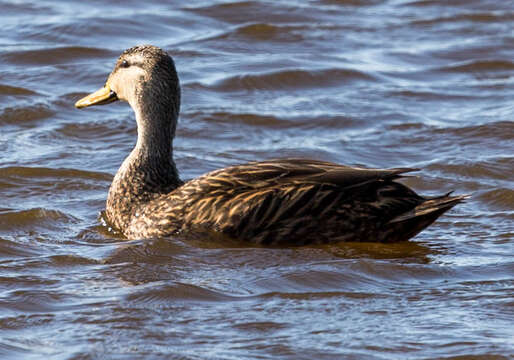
[{"left": 76, "top": 45, "right": 466, "bottom": 244}]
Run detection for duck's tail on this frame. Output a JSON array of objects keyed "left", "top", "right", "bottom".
[
  {"left": 390, "top": 192, "right": 469, "bottom": 224},
  {"left": 384, "top": 193, "right": 469, "bottom": 242}
]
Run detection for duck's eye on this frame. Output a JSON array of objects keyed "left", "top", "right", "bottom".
[{"left": 120, "top": 60, "right": 130, "bottom": 68}]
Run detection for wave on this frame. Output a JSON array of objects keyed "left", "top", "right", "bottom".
[
  {"left": 0, "top": 166, "right": 112, "bottom": 182},
  {"left": 0, "top": 208, "right": 77, "bottom": 233},
  {"left": 437, "top": 60, "right": 514, "bottom": 73},
  {"left": 0, "top": 46, "right": 112, "bottom": 65},
  {"left": 0, "top": 84, "right": 38, "bottom": 96},
  {"left": 126, "top": 282, "right": 241, "bottom": 304},
  {"left": 0, "top": 103, "right": 54, "bottom": 126},
  {"left": 0, "top": 237, "right": 41, "bottom": 258},
  {"left": 207, "top": 68, "right": 375, "bottom": 92}
]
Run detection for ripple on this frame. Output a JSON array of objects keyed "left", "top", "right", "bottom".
[
  {"left": 319, "top": 0, "right": 375, "bottom": 6},
  {"left": 204, "top": 22, "right": 306, "bottom": 43},
  {"left": 0, "top": 237, "right": 41, "bottom": 258},
  {"left": 411, "top": 12, "right": 514, "bottom": 25},
  {"left": 0, "top": 84, "right": 38, "bottom": 96},
  {"left": 0, "top": 341, "right": 33, "bottom": 359},
  {"left": 56, "top": 120, "right": 136, "bottom": 141},
  {"left": 0, "top": 166, "right": 112, "bottom": 182},
  {"left": 0, "top": 167, "right": 112, "bottom": 199},
  {"left": 184, "top": 1, "right": 318, "bottom": 24},
  {"left": 427, "top": 158, "right": 514, "bottom": 182},
  {"left": 405, "top": 0, "right": 475, "bottom": 6},
  {"left": 47, "top": 254, "right": 99, "bottom": 267},
  {"left": 430, "top": 121, "right": 514, "bottom": 142},
  {"left": 0, "top": 289, "right": 69, "bottom": 313},
  {"left": 0, "top": 314, "right": 54, "bottom": 331},
  {"left": 438, "top": 60, "right": 514, "bottom": 73},
  {"left": 0, "top": 208, "right": 77, "bottom": 232},
  {"left": 236, "top": 23, "right": 299, "bottom": 40},
  {"left": 211, "top": 68, "right": 375, "bottom": 92},
  {"left": 0, "top": 46, "right": 112, "bottom": 65},
  {"left": 388, "top": 89, "right": 476, "bottom": 101},
  {"left": 0, "top": 275, "right": 57, "bottom": 289},
  {"left": 126, "top": 282, "right": 242, "bottom": 304},
  {"left": 477, "top": 188, "right": 514, "bottom": 209},
  {"left": 0, "top": 103, "right": 54, "bottom": 126},
  {"left": 186, "top": 110, "right": 293, "bottom": 128}
]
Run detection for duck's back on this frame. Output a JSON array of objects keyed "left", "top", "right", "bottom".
[{"left": 123, "top": 159, "right": 464, "bottom": 244}]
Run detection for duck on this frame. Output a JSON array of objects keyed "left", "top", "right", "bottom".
[{"left": 75, "top": 45, "right": 466, "bottom": 245}]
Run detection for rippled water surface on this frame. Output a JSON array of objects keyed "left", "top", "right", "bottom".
[{"left": 1, "top": 0, "right": 513, "bottom": 359}]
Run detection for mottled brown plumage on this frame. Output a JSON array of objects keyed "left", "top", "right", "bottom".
[{"left": 75, "top": 45, "right": 467, "bottom": 245}]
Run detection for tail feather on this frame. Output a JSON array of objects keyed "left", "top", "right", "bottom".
[{"left": 389, "top": 193, "right": 469, "bottom": 224}]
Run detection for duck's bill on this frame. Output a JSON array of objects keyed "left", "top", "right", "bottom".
[{"left": 75, "top": 85, "right": 118, "bottom": 109}]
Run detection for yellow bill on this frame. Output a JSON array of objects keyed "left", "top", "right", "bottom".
[{"left": 75, "top": 84, "right": 118, "bottom": 109}]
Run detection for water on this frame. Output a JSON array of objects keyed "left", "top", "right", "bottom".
[{"left": 1, "top": 0, "right": 513, "bottom": 358}]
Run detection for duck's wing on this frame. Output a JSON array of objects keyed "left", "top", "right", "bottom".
[
  {"left": 170, "top": 159, "right": 423, "bottom": 244},
  {"left": 190, "top": 158, "right": 417, "bottom": 191}
]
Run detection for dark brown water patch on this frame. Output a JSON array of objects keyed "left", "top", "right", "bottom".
[
  {"left": 0, "top": 84, "right": 38, "bottom": 96},
  {"left": 0, "top": 289, "right": 69, "bottom": 313},
  {"left": 327, "top": 241, "right": 433, "bottom": 262},
  {"left": 0, "top": 103, "right": 54, "bottom": 126},
  {"left": 0, "top": 167, "right": 112, "bottom": 200},
  {"left": 433, "top": 121, "right": 514, "bottom": 142},
  {"left": 188, "top": 112, "right": 361, "bottom": 130},
  {"left": 0, "top": 46, "right": 112, "bottom": 66},
  {"left": 437, "top": 60, "right": 514, "bottom": 73},
  {"left": 0, "top": 237, "right": 42, "bottom": 258},
  {"left": 104, "top": 238, "right": 190, "bottom": 266},
  {"left": 411, "top": 12, "right": 514, "bottom": 26},
  {"left": 426, "top": 159, "right": 514, "bottom": 182},
  {"left": 126, "top": 282, "right": 242, "bottom": 304},
  {"left": 232, "top": 320, "right": 289, "bottom": 333},
  {"left": 184, "top": 1, "right": 318, "bottom": 24},
  {"left": 387, "top": 122, "right": 427, "bottom": 131},
  {"left": 477, "top": 189, "right": 514, "bottom": 209},
  {"left": 0, "top": 166, "right": 112, "bottom": 182},
  {"left": 405, "top": 0, "right": 481, "bottom": 7},
  {"left": 209, "top": 23, "right": 306, "bottom": 43},
  {"left": 187, "top": 111, "right": 293, "bottom": 128},
  {"left": 237, "top": 23, "right": 295, "bottom": 40},
  {"left": 435, "top": 354, "right": 509, "bottom": 360},
  {"left": 0, "top": 208, "right": 77, "bottom": 232},
  {"left": 0, "top": 314, "right": 54, "bottom": 331},
  {"left": 56, "top": 120, "right": 137, "bottom": 141},
  {"left": 389, "top": 90, "right": 477, "bottom": 101},
  {"left": 213, "top": 68, "right": 375, "bottom": 92},
  {"left": 319, "top": 0, "right": 379, "bottom": 6},
  {"left": 260, "top": 290, "right": 389, "bottom": 301},
  {"left": 0, "top": 275, "right": 57, "bottom": 290},
  {"left": 253, "top": 269, "right": 370, "bottom": 293},
  {"left": 47, "top": 254, "right": 99, "bottom": 267}
]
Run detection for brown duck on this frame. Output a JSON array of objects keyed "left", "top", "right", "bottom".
[{"left": 75, "top": 45, "right": 466, "bottom": 245}]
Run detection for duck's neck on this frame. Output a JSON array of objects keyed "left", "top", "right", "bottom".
[{"left": 106, "top": 96, "right": 182, "bottom": 232}]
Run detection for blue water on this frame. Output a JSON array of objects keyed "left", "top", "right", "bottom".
[{"left": 0, "top": 0, "right": 513, "bottom": 358}]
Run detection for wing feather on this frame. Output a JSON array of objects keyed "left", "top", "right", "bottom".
[{"left": 136, "top": 159, "right": 424, "bottom": 243}]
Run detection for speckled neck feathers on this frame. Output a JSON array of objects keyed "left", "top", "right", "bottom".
[{"left": 105, "top": 46, "right": 182, "bottom": 232}]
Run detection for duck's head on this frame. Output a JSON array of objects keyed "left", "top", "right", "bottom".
[{"left": 75, "top": 45, "right": 180, "bottom": 120}]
